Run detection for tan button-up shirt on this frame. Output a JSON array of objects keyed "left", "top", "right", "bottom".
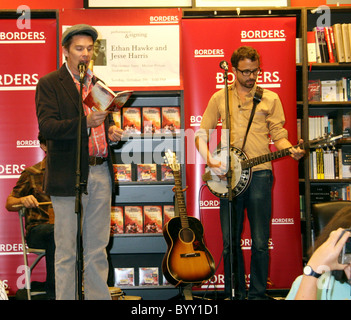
[{"left": 196, "top": 82, "right": 288, "bottom": 172}]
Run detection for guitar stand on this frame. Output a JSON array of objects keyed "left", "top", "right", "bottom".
[
  {"left": 182, "top": 284, "right": 193, "bottom": 300},
  {"left": 172, "top": 186, "right": 188, "bottom": 193}
]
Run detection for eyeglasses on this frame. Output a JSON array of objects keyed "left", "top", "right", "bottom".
[{"left": 236, "top": 68, "right": 261, "bottom": 76}]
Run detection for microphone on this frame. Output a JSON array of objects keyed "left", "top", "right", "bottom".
[
  {"left": 219, "top": 60, "right": 229, "bottom": 71},
  {"left": 78, "top": 62, "right": 86, "bottom": 81}
]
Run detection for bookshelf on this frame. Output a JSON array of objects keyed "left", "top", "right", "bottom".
[
  {"left": 108, "top": 91, "right": 183, "bottom": 298},
  {"left": 301, "top": 7, "right": 351, "bottom": 255}
]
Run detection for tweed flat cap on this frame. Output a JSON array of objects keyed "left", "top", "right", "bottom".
[{"left": 61, "top": 24, "right": 98, "bottom": 45}]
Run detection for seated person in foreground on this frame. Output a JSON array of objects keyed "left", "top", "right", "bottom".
[
  {"left": 6, "top": 133, "right": 55, "bottom": 299},
  {"left": 286, "top": 206, "right": 351, "bottom": 300}
]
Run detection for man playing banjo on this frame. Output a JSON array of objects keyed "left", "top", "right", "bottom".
[{"left": 195, "top": 46, "right": 305, "bottom": 300}]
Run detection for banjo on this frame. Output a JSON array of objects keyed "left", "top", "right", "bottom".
[{"left": 203, "top": 134, "right": 342, "bottom": 199}]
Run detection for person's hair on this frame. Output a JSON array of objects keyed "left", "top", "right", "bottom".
[
  {"left": 230, "top": 46, "right": 260, "bottom": 68},
  {"left": 311, "top": 205, "right": 351, "bottom": 283},
  {"left": 313, "top": 205, "right": 351, "bottom": 251}
]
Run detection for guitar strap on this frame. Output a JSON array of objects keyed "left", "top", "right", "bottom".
[{"left": 241, "top": 86, "right": 263, "bottom": 150}]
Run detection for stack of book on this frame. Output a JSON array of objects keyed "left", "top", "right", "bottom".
[
  {"left": 309, "top": 145, "right": 351, "bottom": 180},
  {"left": 307, "top": 113, "right": 350, "bottom": 140},
  {"left": 308, "top": 115, "right": 333, "bottom": 140},
  {"left": 307, "top": 24, "right": 351, "bottom": 63},
  {"left": 308, "top": 78, "right": 351, "bottom": 102}
]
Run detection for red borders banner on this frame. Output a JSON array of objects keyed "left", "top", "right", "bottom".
[
  {"left": 59, "top": 8, "right": 182, "bottom": 91},
  {"left": 182, "top": 17, "right": 302, "bottom": 290},
  {"left": 0, "top": 18, "right": 57, "bottom": 296}
]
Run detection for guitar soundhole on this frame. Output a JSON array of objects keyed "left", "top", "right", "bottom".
[{"left": 179, "top": 228, "right": 194, "bottom": 243}]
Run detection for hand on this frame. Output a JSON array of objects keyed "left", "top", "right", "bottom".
[
  {"left": 290, "top": 139, "right": 305, "bottom": 161},
  {"left": 207, "top": 156, "right": 228, "bottom": 180},
  {"left": 86, "top": 110, "right": 108, "bottom": 128},
  {"left": 108, "top": 125, "right": 123, "bottom": 142},
  {"left": 20, "top": 195, "right": 39, "bottom": 208},
  {"left": 308, "top": 228, "right": 351, "bottom": 274}
]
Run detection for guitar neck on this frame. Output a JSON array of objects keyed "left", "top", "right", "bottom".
[
  {"left": 241, "top": 142, "right": 304, "bottom": 170},
  {"left": 173, "top": 170, "right": 189, "bottom": 229}
]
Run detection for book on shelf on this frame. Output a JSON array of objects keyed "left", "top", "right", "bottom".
[
  {"left": 326, "top": 26, "right": 338, "bottom": 62},
  {"left": 321, "top": 80, "right": 337, "bottom": 101},
  {"left": 307, "top": 32, "right": 317, "bottom": 63},
  {"left": 299, "top": 195, "right": 305, "bottom": 219},
  {"left": 143, "top": 205, "right": 163, "bottom": 233},
  {"left": 308, "top": 79, "right": 321, "bottom": 101},
  {"left": 124, "top": 206, "right": 143, "bottom": 234},
  {"left": 84, "top": 80, "right": 133, "bottom": 112},
  {"left": 112, "top": 109, "right": 121, "bottom": 128},
  {"left": 163, "top": 205, "right": 175, "bottom": 225},
  {"left": 139, "top": 267, "right": 159, "bottom": 286},
  {"left": 296, "top": 38, "right": 302, "bottom": 63},
  {"left": 332, "top": 23, "right": 345, "bottom": 62},
  {"left": 113, "top": 164, "right": 132, "bottom": 182},
  {"left": 142, "top": 107, "right": 161, "bottom": 134},
  {"left": 341, "top": 145, "right": 351, "bottom": 178},
  {"left": 114, "top": 268, "right": 135, "bottom": 287},
  {"left": 313, "top": 27, "right": 328, "bottom": 63},
  {"left": 161, "top": 163, "right": 174, "bottom": 181},
  {"left": 161, "top": 107, "right": 181, "bottom": 133},
  {"left": 122, "top": 107, "right": 141, "bottom": 134},
  {"left": 343, "top": 113, "right": 351, "bottom": 138},
  {"left": 137, "top": 164, "right": 157, "bottom": 182},
  {"left": 110, "top": 206, "right": 124, "bottom": 235},
  {"left": 342, "top": 23, "right": 351, "bottom": 62}
]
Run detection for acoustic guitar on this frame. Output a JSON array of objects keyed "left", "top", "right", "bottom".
[
  {"left": 162, "top": 150, "right": 215, "bottom": 286},
  {"left": 204, "top": 134, "right": 342, "bottom": 198}
]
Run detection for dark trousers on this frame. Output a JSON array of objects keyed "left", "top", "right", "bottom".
[
  {"left": 220, "top": 170, "right": 273, "bottom": 300},
  {"left": 26, "top": 223, "right": 55, "bottom": 298}
]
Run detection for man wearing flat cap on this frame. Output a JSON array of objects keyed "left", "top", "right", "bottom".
[{"left": 35, "top": 24, "right": 123, "bottom": 300}]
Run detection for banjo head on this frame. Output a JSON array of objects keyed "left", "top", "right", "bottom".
[{"left": 205, "top": 147, "right": 252, "bottom": 198}]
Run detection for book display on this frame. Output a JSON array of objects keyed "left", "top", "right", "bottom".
[
  {"left": 113, "top": 105, "right": 181, "bottom": 135},
  {"left": 109, "top": 91, "right": 182, "bottom": 297},
  {"left": 110, "top": 204, "right": 173, "bottom": 236}
]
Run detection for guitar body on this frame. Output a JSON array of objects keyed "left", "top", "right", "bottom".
[{"left": 162, "top": 216, "right": 215, "bottom": 286}]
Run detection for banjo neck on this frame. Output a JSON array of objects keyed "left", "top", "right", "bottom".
[
  {"left": 241, "top": 142, "right": 304, "bottom": 170},
  {"left": 206, "top": 134, "right": 341, "bottom": 199}
]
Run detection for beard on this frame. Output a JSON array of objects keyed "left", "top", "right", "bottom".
[{"left": 237, "top": 77, "right": 256, "bottom": 89}]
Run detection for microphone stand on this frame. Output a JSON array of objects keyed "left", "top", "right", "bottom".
[
  {"left": 75, "top": 67, "right": 86, "bottom": 300},
  {"left": 223, "top": 66, "right": 236, "bottom": 300}
]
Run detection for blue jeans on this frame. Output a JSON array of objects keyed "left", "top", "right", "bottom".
[
  {"left": 220, "top": 170, "right": 273, "bottom": 299},
  {"left": 51, "top": 162, "right": 112, "bottom": 300}
]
